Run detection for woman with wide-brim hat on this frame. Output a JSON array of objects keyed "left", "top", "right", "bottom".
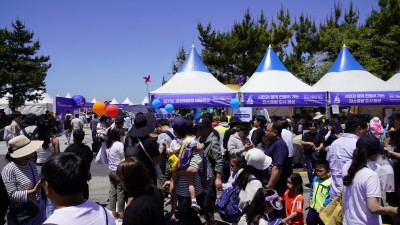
[
  {"left": 1, "top": 135, "right": 47, "bottom": 225},
  {"left": 126, "top": 113, "right": 161, "bottom": 186}
]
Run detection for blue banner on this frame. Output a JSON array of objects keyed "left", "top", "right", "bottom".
[
  {"left": 242, "top": 92, "right": 326, "bottom": 107},
  {"left": 330, "top": 91, "right": 400, "bottom": 106},
  {"left": 151, "top": 93, "right": 236, "bottom": 108}
]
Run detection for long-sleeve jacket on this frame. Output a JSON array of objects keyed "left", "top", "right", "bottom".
[
  {"left": 310, "top": 176, "right": 332, "bottom": 211},
  {"left": 203, "top": 132, "right": 223, "bottom": 173},
  {"left": 227, "top": 133, "right": 245, "bottom": 155}
]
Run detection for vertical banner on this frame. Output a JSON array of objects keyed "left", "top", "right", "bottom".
[{"left": 232, "top": 107, "right": 252, "bottom": 122}]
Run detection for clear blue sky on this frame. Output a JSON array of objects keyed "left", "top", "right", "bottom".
[{"left": 0, "top": 0, "right": 378, "bottom": 104}]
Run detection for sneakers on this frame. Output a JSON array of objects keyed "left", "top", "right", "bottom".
[{"left": 191, "top": 200, "right": 201, "bottom": 212}]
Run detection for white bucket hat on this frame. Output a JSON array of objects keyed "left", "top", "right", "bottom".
[
  {"left": 8, "top": 135, "right": 43, "bottom": 158},
  {"left": 313, "top": 112, "right": 324, "bottom": 120},
  {"left": 245, "top": 148, "right": 272, "bottom": 170}
]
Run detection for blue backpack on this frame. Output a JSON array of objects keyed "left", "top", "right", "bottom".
[{"left": 216, "top": 183, "right": 242, "bottom": 223}]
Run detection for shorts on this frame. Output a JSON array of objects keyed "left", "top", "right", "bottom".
[{"left": 189, "top": 152, "right": 202, "bottom": 169}]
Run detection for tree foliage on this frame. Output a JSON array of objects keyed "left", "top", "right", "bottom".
[
  {"left": 0, "top": 19, "right": 51, "bottom": 111},
  {"left": 172, "top": 0, "right": 400, "bottom": 85}
]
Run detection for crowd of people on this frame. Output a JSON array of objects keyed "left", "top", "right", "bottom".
[{"left": 1, "top": 108, "right": 400, "bottom": 225}]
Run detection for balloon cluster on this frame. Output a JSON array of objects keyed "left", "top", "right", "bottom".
[
  {"left": 92, "top": 101, "right": 119, "bottom": 118},
  {"left": 152, "top": 99, "right": 174, "bottom": 113}
]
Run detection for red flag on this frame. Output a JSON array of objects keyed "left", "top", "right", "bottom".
[{"left": 143, "top": 75, "right": 151, "bottom": 83}]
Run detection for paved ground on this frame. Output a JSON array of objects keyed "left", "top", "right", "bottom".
[{"left": 0, "top": 126, "right": 389, "bottom": 224}]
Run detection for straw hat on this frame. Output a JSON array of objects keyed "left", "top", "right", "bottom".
[{"left": 8, "top": 135, "right": 43, "bottom": 158}]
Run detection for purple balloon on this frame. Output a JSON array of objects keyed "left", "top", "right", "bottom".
[{"left": 71, "top": 95, "right": 86, "bottom": 107}]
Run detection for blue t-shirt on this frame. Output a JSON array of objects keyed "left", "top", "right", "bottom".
[{"left": 263, "top": 138, "right": 290, "bottom": 196}]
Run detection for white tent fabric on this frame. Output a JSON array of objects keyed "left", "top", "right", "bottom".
[
  {"left": 152, "top": 70, "right": 237, "bottom": 94},
  {"left": 240, "top": 46, "right": 325, "bottom": 107},
  {"left": 110, "top": 98, "right": 119, "bottom": 104},
  {"left": 151, "top": 46, "right": 236, "bottom": 95},
  {"left": 314, "top": 46, "right": 397, "bottom": 92},
  {"left": 122, "top": 97, "right": 134, "bottom": 105},
  {"left": 65, "top": 93, "right": 71, "bottom": 98},
  {"left": 150, "top": 45, "right": 236, "bottom": 108},
  {"left": 0, "top": 92, "right": 54, "bottom": 115},
  {"left": 141, "top": 96, "right": 149, "bottom": 105},
  {"left": 387, "top": 70, "right": 400, "bottom": 88},
  {"left": 240, "top": 46, "right": 321, "bottom": 93},
  {"left": 91, "top": 98, "right": 97, "bottom": 103}
]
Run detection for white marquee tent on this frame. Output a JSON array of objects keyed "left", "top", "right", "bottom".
[
  {"left": 110, "top": 98, "right": 119, "bottom": 104},
  {"left": 91, "top": 98, "right": 97, "bottom": 103},
  {"left": 151, "top": 45, "right": 237, "bottom": 108},
  {"left": 240, "top": 45, "right": 326, "bottom": 107},
  {"left": 0, "top": 92, "right": 54, "bottom": 115},
  {"left": 387, "top": 70, "right": 400, "bottom": 88},
  {"left": 313, "top": 45, "right": 400, "bottom": 106},
  {"left": 122, "top": 97, "right": 134, "bottom": 105}
]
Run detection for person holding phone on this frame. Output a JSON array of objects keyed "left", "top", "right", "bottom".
[{"left": 227, "top": 122, "right": 253, "bottom": 156}]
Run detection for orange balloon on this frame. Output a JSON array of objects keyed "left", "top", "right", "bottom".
[
  {"left": 93, "top": 102, "right": 106, "bottom": 115},
  {"left": 106, "top": 104, "right": 119, "bottom": 118}
]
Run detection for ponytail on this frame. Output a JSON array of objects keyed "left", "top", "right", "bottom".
[{"left": 343, "top": 147, "right": 368, "bottom": 186}]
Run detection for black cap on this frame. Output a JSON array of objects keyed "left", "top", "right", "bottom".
[
  {"left": 228, "top": 116, "right": 241, "bottom": 126},
  {"left": 356, "top": 135, "right": 381, "bottom": 156},
  {"left": 128, "top": 113, "right": 156, "bottom": 138}
]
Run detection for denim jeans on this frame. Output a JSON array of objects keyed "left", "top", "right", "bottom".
[{"left": 304, "top": 154, "right": 316, "bottom": 184}]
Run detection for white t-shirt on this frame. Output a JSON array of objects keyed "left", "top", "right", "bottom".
[
  {"left": 281, "top": 129, "right": 294, "bottom": 157},
  {"left": 43, "top": 200, "right": 116, "bottom": 225},
  {"left": 36, "top": 143, "right": 55, "bottom": 164},
  {"left": 71, "top": 118, "right": 83, "bottom": 130},
  {"left": 342, "top": 161, "right": 382, "bottom": 225},
  {"left": 107, "top": 141, "right": 124, "bottom": 171}
]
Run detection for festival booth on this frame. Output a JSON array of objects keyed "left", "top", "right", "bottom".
[
  {"left": 313, "top": 45, "right": 400, "bottom": 123},
  {"left": 122, "top": 97, "right": 134, "bottom": 106},
  {"left": 150, "top": 45, "right": 237, "bottom": 108},
  {"left": 0, "top": 92, "right": 54, "bottom": 115},
  {"left": 240, "top": 46, "right": 326, "bottom": 119},
  {"left": 387, "top": 70, "right": 400, "bottom": 88},
  {"left": 91, "top": 98, "right": 97, "bottom": 103}
]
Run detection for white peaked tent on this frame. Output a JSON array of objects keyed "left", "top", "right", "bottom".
[
  {"left": 240, "top": 46, "right": 326, "bottom": 107},
  {"left": 122, "top": 97, "right": 134, "bottom": 105},
  {"left": 387, "top": 70, "right": 400, "bottom": 88},
  {"left": 110, "top": 98, "right": 119, "bottom": 104},
  {"left": 65, "top": 93, "right": 71, "bottom": 98},
  {"left": 91, "top": 98, "right": 97, "bottom": 103},
  {"left": 0, "top": 92, "right": 54, "bottom": 115},
  {"left": 151, "top": 45, "right": 237, "bottom": 108},
  {"left": 141, "top": 96, "right": 149, "bottom": 105},
  {"left": 314, "top": 45, "right": 400, "bottom": 106}
]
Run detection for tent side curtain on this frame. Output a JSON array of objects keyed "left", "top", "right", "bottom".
[
  {"left": 151, "top": 93, "right": 237, "bottom": 108},
  {"left": 242, "top": 92, "right": 326, "bottom": 107},
  {"left": 329, "top": 91, "right": 400, "bottom": 106}
]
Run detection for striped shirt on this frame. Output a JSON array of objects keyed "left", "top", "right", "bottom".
[
  {"left": 176, "top": 157, "right": 203, "bottom": 197},
  {"left": 1, "top": 160, "right": 41, "bottom": 208}
]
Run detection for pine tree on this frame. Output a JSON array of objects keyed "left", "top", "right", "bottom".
[{"left": 0, "top": 19, "right": 51, "bottom": 111}]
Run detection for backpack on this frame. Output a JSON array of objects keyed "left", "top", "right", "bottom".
[
  {"left": 125, "top": 136, "right": 141, "bottom": 157},
  {"left": 21, "top": 126, "right": 38, "bottom": 140},
  {"left": 216, "top": 183, "right": 242, "bottom": 223}
]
